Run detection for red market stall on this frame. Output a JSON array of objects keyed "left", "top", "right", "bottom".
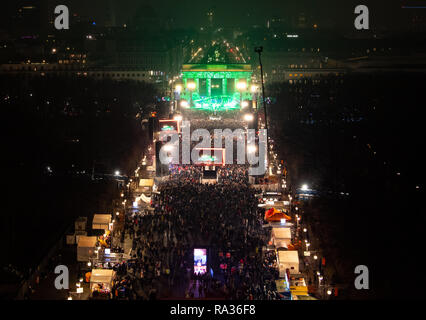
[{"left": 265, "top": 208, "right": 292, "bottom": 222}]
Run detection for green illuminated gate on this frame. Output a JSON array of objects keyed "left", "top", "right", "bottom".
[{"left": 180, "top": 63, "right": 254, "bottom": 111}]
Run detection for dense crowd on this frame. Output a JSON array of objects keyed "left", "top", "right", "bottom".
[
  {"left": 107, "top": 164, "right": 284, "bottom": 300},
  {"left": 189, "top": 118, "right": 246, "bottom": 133}
]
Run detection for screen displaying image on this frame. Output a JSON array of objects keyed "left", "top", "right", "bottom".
[{"left": 194, "top": 248, "right": 207, "bottom": 275}]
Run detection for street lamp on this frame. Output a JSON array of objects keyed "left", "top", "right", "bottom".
[
  {"left": 244, "top": 113, "right": 254, "bottom": 122},
  {"left": 114, "top": 170, "right": 120, "bottom": 176},
  {"left": 180, "top": 100, "right": 189, "bottom": 108},
  {"left": 254, "top": 46, "right": 269, "bottom": 160}
]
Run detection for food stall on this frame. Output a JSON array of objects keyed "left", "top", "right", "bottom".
[
  {"left": 277, "top": 250, "right": 300, "bottom": 277},
  {"left": 264, "top": 208, "right": 291, "bottom": 222},
  {"left": 89, "top": 269, "right": 115, "bottom": 299},
  {"left": 92, "top": 214, "right": 111, "bottom": 231},
  {"left": 138, "top": 178, "right": 154, "bottom": 193},
  {"left": 289, "top": 277, "right": 309, "bottom": 299},
  {"left": 271, "top": 227, "right": 292, "bottom": 249},
  {"left": 77, "top": 236, "right": 97, "bottom": 262}
]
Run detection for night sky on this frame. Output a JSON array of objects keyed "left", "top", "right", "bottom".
[{"left": 0, "top": 0, "right": 421, "bottom": 30}]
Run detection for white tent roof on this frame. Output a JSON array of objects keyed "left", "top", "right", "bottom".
[
  {"left": 92, "top": 214, "right": 111, "bottom": 225},
  {"left": 278, "top": 250, "right": 299, "bottom": 264},
  {"left": 273, "top": 227, "right": 291, "bottom": 239},
  {"left": 140, "top": 193, "right": 151, "bottom": 204},
  {"left": 77, "top": 236, "right": 97, "bottom": 248},
  {"left": 90, "top": 269, "right": 115, "bottom": 284},
  {"left": 139, "top": 179, "right": 154, "bottom": 187}
]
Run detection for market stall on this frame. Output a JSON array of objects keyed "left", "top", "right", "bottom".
[
  {"left": 271, "top": 227, "right": 292, "bottom": 248},
  {"left": 265, "top": 208, "right": 291, "bottom": 222},
  {"left": 277, "top": 250, "right": 300, "bottom": 277},
  {"left": 290, "top": 277, "right": 309, "bottom": 298},
  {"left": 138, "top": 178, "right": 154, "bottom": 193},
  {"left": 89, "top": 269, "right": 115, "bottom": 299},
  {"left": 92, "top": 214, "right": 111, "bottom": 231},
  {"left": 77, "top": 236, "right": 97, "bottom": 262}
]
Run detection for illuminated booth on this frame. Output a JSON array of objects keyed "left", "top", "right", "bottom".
[
  {"left": 92, "top": 214, "right": 111, "bottom": 231},
  {"left": 271, "top": 227, "right": 292, "bottom": 249},
  {"left": 77, "top": 236, "right": 97, "bottom": 262},
  {"left": 277, "top": 250, "right": 300, "bottom": 277},
  {"left": 90, "top": 269, "right": 115, "bottom": 299},
  {"left": 289, "top": 277, "right": 309, "bottom": 299}
]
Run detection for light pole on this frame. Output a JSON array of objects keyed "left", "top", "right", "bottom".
[{"left": 254, "top": 46, "right": 270, "bottom": 164}]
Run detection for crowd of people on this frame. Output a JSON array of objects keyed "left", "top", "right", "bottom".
[
  {"left": 105, "top": 163, "right": 283, "bottom": 300},
  {"left": 189, "top": 118, "right": 246, "bottom": 133}
]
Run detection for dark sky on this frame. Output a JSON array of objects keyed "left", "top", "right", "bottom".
[
  {"left": 1, "top": 0, "right": 423, "bottom": 30},
  {"left": 57, "top": 0, "right": 420, "bottom": 30}
]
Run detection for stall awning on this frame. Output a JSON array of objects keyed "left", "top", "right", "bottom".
[
  {"left": 272, "top": 227, "right": 292, "bottom": 239},
  {"left": 92, "top": 214, "right": 111, "bottom": 230},
  {"left": 290, "top": 286, "right": 309, "bottom": 296},
  {"left": 278, "top": 250, "right": 299, "bottom": 263},
  {"left": 139, "top": 179, "right": 154, "bottom": 187},
  {"left": 265, "top": 208, "right": 291, "bottom": 221},
  {"left": 90, "top": 269, "right": 115, "bottom": 284},
  {"left": 140, "top": 193, "right": 151, "bottom": 204},
  {"left": 77, "top": 236, "right": 97, "bottom": 248},
  {"left": 277, "top": 250, "right": 300, "bottom": 275}
]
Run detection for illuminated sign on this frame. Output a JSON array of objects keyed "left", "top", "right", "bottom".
[{"left": 194, "top": 248, "right": 207, "bottom": 275}]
